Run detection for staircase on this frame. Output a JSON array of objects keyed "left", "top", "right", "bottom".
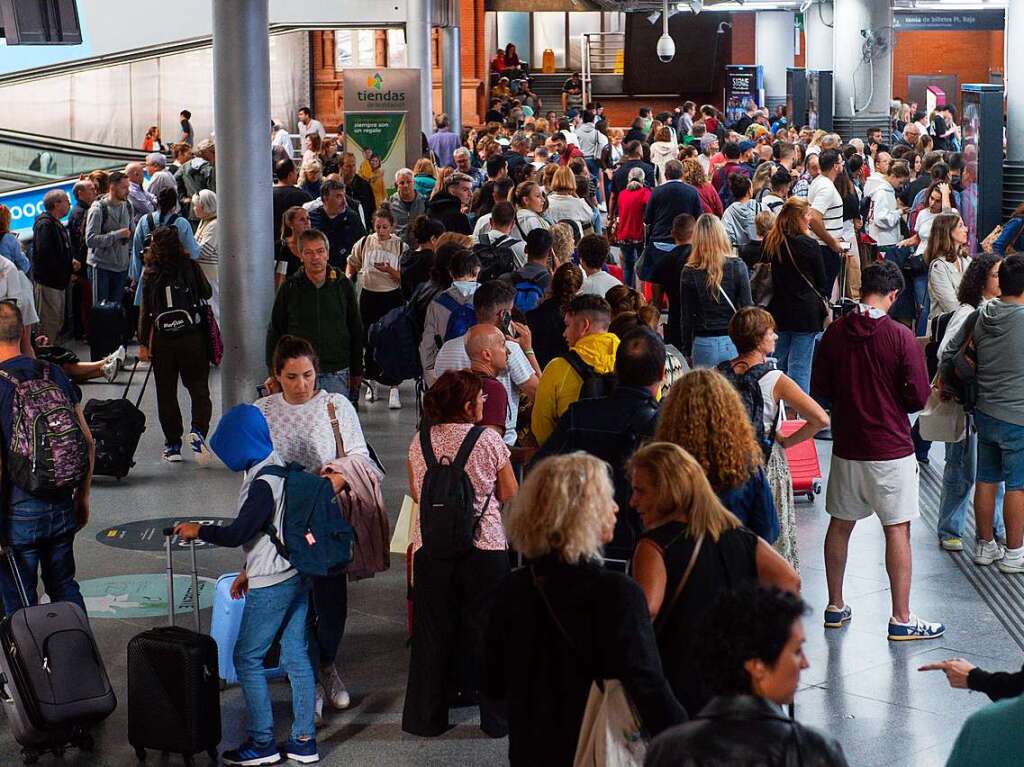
[{"left": 529, "top": 73, "right": 568, "bottom": 105}]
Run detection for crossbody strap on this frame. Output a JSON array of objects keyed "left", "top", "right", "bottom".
[
  {"left": 717, "top": 284, "right": 737, "bottom": 314},
  {"left": 654, "top": 533, "right": 705, "bottom": 637},
  {"left": 783, "top": 238, "right": 830, "bottom": 307},
  {"left": 326, "top": 400, "right": 346, "bottom": 458}
]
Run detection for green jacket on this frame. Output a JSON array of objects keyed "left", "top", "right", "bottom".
[
  {"left": 946, "top": 695, "right": 1024, "bottom": 767},
  {"left": 266, "top": 268, "right": 363, "bottom": 376}
]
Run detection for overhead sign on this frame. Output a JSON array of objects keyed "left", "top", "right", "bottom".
[
  {"left": 0, "top": 179, "right": 76, "bottom": 239},
  {"left": 80, "top": 574, "right": 215, "bottom": 620},
  {"left": 96, "top": 517, "right": 235, "bottom": 551},
  {"left": 893, "top": 10, "right": 1004, "bottom": 31},
  {"left": 343, "top": 68, "right": 422, "bottom": 172}
]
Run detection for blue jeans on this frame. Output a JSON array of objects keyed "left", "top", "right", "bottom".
[
  {"left": 619, "top": 242, "right": 642, "bottom": 290},
  {"left": 913, "top": 274, "right": 930, "bottom": 337},
  {"left": 938, "top": 432, "right": 1005, "bottom": 541},
  {"left": 317, "top": 369, "right": 352, "bottom": 402},
  {"left": 591, "top": 208, "right": 603, "bottom": 236},
  {"left": 0, "top": 498, "right": 83, "bottom": 616},
  {"left": 235, "top": 575, "right": 315, "bottom": 745},
  {"left": 774, "top": 331, "right": 818, "bottom": 394},
  {"left": 691, "top": 335, "right": 737, "bottom": 368},
  {"left": 90, "top": 266, "right": 128, "bottom": 305}
]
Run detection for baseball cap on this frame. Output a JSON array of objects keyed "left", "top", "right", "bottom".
[
  {"left": 738, "top": 140, "right": 756, "bottom": 153},
  {"left": 700, "top": 134, "right": 718, "bottom": 151}
]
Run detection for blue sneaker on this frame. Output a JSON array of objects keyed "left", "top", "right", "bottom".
[
  {"left": 823, "top": 603, "right": 852, "bottom": 628},
  {"left": 221, "top": 739, "right": 282, "bottom": 766},
  {"left": 888, "top": 614, "right": 945, "bottom": 641},
  {"left": 281, "top": 737, "right": 320, "bottom": 764},
  {"left": 162, "top": 443, "right": 183, "bottom": 463},
  {"left": 189, "top": 430, "right": 213, "bottom": 465}
]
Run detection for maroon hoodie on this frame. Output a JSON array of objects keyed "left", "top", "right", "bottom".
[{"left": 811, "top": 310, "right": 930, "bottom": 462}]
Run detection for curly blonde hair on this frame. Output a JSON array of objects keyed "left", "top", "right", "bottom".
[
  {"left": 549, "top": 222, "right": 576, "bottom": 265},
  {"left": 506, "top": 453, "right": 615, "bottom": 564},
  {"left": 681, "top": 158, "right": 708, "bottom": 187},
  {"left": 655, "top": 369, "right": 762, "bottom": 492}
]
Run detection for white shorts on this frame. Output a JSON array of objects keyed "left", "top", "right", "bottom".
[{"left": 826, "top": 454, "right": 919, "bottom": 526}]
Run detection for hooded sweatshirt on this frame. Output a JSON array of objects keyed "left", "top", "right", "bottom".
[
  {"left": 811, "top": 308, "right": 930, "bottom": 462},
  {"left": 576, "top": 121, "right": 602, "bottom": 160},
  {"left": 199, "top": 404, "right": 295, "bottom": 589},
  {"left": 722, "top": 199, "right": 760, "bottom": 250},
  {"left": 940, "top": 299, "right": 1024, "bottom": 427},
  {"left": 532, "top": 331, "right": 621, "bottom": 445},
  {"left": 649, "top": 141, "right": 679, "bottom": 185}
]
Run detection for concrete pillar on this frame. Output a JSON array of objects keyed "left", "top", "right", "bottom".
[
  {"left": 805, "top": 1, "right": 834, "bottom": 72},
  {"left": 212, "top": 0, "right": 275, "bottom": 410},
  {"left": 755, "top": 11, "right": 795, "bottom": 107},
  {"left": 406, "top": 0, "right": 434, "bottom": 136},
  {"left": 833, "top": 0, "right": 891, "bottom": 120},
  {"left": 1007, "top": 0, "right": 1024, "bottom": 162},
  {"left": 442, "top": 23, "right": 463, "bottom": 134}
]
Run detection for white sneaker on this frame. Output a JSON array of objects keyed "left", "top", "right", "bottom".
[
  {"left": 364, "top": 381, "right": 376, "bottom": 402},
  {"left": 314, "top": 683, "right": 324, "bottom": 727},
  {"left": 598, "top": 202, "right": 607, "bottom": 213},
  {"left": 997, "top": 547, "right": 1024, "bottom": 574},
  {"left": 388, "top": 387, "right": 401, "bottom": 410},
  {"left": 974, "top": 538, "right": 1006, "bottom": 566},
  {"left": 321, "top": 664, "right": 351, "bottom": 710},
  {"left": 111, "top": 345, "right": 127, "bottom": 371},
  {"left": 101, "top": 357, "right": 118, "bottom": 383}
]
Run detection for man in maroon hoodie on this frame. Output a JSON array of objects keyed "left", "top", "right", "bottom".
[{"left": 811, "top": 261, "right": 945, "bottom": 642}]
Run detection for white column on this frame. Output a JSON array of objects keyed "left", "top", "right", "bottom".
[
  {"left": 805, "top": 1, "right": 834, "bottom": 72},
  {"left": 406, "top": 0, "right": 434, "bottom": 136},
  {"left": 756, "top": 11, "right": 795, "bottom": 107},
  {"left": 442, "top": 23, "right": 463, "bottom": 133},
  {"left": 212, "top": 0, "right": 275, "bottom": 410},
  {"left": 833, "top": 0, "right": 891, "bottom": 119},
  {"left": 1007, "top": 0, "right": 1024, "bottom": 162}
]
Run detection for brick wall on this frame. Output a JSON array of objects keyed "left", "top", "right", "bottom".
[
  {"left": 730, "top": 12, "right": 756, "bottom": 65},
  {"left": 892, "top": 29, "right": 1003, "bottom": 109}
]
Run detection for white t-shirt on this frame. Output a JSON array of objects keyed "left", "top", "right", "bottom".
[
  {"left": 580, "top": 270, "right": 622, "bottom": 298},
  {"left": 807, "top": 175, "right": 844, "bottom": 246},
  {"left": 298, "top": 119, "right": 325, "bottom": 142},
  {"left": 0, "top": 257, "right": 38, "bottom": 325},
  {"left": 915, "top": 209, "right": 943, "bottom": 256},
  {"left": 433, "top": 337, "right": 534, "bottom": 445}
]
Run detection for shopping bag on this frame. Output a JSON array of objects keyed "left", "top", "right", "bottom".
[
  {"left": 573, "top": 679, "right": 646, "bottom": 767},
  {"left": 918, "top": 387, "right": 967, "bottom": 443},
  {"left": 389, "top": 495, "right": 418, "bottom": 555}
]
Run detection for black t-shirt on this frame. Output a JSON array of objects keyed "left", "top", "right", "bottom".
[
  {"left": 651, "top": 244, "right": 690, "bottom": 348},
  {"left": 400, "top": 249, "right": 433, "bottom": 301},
  {"left": 274, "top": 239, "right": 302, "bottom": 279},
  {"left": 272, "top": 186, "right": 312, "bottom": 240},
  {"left": 562, "top": 78, "right": 582, "bottom": 95},
  {"left": 931, "top": 115, "right": 949, "bottom": 151}
]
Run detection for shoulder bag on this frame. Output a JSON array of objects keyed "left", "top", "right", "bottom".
[
  {"left": 652, "top": 533, "right": 705, "bottom": 637},
  {"left": 750, "top": 254, "right": 774, "bottom": 307},
  {"left": 783, "top": 238, "right": 832, "bottom": 330}
]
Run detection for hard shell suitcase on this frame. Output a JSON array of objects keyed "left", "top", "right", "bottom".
[
  {"left": 210, "top": 572, "right": 285, "bottom": 687},
  {"left": 89, "top": 300, "right": 127, "bottom": 362},
  {"left": 779, "top": 418, "right": 823, "bottom": 501},
  {"left": 0, "top": 546, "right": 114, "bottom": 763},
  {"left": 127, "top": 530, "right": 221, "bottom": 766},
  {"left": 84, "top": 360, "right": 151, "bottom": 479}
]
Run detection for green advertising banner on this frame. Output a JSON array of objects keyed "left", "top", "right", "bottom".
[{"left": 346, "top": 112, "right": 407, "bottom": 199}]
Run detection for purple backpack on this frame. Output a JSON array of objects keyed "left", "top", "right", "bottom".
[{"left": 0, "top": 363, "right": 89, "bottom": 496}]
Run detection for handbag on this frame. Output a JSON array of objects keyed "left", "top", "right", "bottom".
[
  {"left": 202, "top": 304, "right": 223, "bottom": 366},
  {"left": 918, "top": 385, "right": 967, "bottom": 443},
  {"left": 783, "top": 239, "right": 832, "bottom": 329},
  {"left": 531, "top": 567, "right": 647, "bottom": 767},
  {"left": 750, "top": 258, "right": 774, "bottom": 307}
]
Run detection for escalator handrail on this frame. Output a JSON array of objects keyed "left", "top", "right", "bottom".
[{"left": 0, "top": 129, "right": 149, "bottom": 160}]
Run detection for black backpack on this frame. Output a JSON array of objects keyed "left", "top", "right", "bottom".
[
  {"left": 473, "top": 233, "right": 518, "bottom": 283},
  {"left": 418, "top": 425, "right": 491, "bottom": 560},
  {"left": 716, "top": 360, "right": 777, "bottom": 460},
  {"left": 562, "top": 350, "right": 616, "bottom": 401},
  {"left": 152, "top": 267, "right": 202, "bottom": 337}
]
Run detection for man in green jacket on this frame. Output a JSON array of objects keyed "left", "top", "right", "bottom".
[{"left": 266, "top": 229, "right": 363, "bottom": 399}]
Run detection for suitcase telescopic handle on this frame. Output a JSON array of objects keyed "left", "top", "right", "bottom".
[
  {"left": 0, "top": 540, "right": 31, "bottom": 611},
  {"left": 164, "top": 528, "right": 202, "bottom": 632}
]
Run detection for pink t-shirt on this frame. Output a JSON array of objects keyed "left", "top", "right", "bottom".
[{"left": 408, "top": 423, "right": 510, "bottom": 552}]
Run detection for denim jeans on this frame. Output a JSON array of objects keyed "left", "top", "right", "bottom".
[
  {"left": 691, "top": 335, "right": 737, "bottom": 368},
  {"left": 619, "top": 242, "right": 642, "bottom": 290},
  {"left": 913, "top": 274, "right": 930, "bottom": 337},
  {"left": 938, "top": 432, "right": 1005, "bottom": 541},
  {"left": 235, "top": 575, "right": 315, "bottom": 745},
  {"left": 90, "top": 266, "right": 128, "bottom": 305},
  {"left": 317, "top": 369, "right": 351, "bottom": 402},
  {"left": 774, "top": 331, "right": 818, "bottom": 394},
  {"left": 0, "top": 498, "right": 83, "bottom": 616}
]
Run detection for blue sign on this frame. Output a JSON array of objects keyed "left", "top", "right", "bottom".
[{"left": 0, "top": 180, "right": 76, "bottom": 239}]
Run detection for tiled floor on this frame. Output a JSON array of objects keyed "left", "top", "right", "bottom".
[{"left": 0, "top": 368, "right": 1018, "bottom": 766}]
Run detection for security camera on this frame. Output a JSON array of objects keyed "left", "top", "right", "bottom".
[
  {"left": 689, "top": 0, "right": 704, "bottom": 13},
  {"left": 657, "top": 33, "right": 676, "bottom": 63}
]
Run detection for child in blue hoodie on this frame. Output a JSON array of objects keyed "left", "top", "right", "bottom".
[{"left": 174, "top": 404, "right": 318, "bottom": 766}]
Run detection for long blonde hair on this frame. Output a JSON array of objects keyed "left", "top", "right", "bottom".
[
  {"left": 628, "top": 442, "right": 741, "bottom": 542},
  {"left": 506, "top": 453, "right": 615, "bottom": 564},
  {"left": 762, "top": 198, "right": 809, "bottom": 261},
  {"left": 751, "top": 162, "right": 774, "bottom": 198},
  {"left": 656, "top": 370, "right": 763, "bottom": 492},
  {"left": 686, "top": 214, "right": 733, "bottom": 298}
]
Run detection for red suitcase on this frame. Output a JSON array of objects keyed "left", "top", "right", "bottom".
[{"left": 779, "top": 419, "right": 823, "bottom": 502}]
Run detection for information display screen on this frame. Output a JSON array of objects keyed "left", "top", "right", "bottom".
[{"left": 961, "top": 92, "right": 981, "bottom": 253}]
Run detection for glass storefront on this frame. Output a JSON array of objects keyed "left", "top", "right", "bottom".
[{"left": 487, "top": 10, "right": 623, "bottom": 71}]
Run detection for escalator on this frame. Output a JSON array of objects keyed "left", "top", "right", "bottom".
[{"left": 0, "top": 130, "right": 148, "bottom": 237}]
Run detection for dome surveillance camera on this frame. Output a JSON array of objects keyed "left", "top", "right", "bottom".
[{"left": 657, "top": 33, "right": 675, "bottom": 63}]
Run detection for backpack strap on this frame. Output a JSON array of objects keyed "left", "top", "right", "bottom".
[
  {"left": 146, "top": 212, "right": 156, "bottom": 234},
  {"left": 452, "top": 425, "right": 485, "bottom": 472},
  {"left": 255, "top": 464, "right": 291, "bottom": 560},
  {"left": 418, "top": 423, "right": 439, "bottom": 470},
  {"left": 435, "top": 292, "right": 460, "bottom": 313},
  {"left": 562, "top": 350, "right": 595, "bottom": 381}
]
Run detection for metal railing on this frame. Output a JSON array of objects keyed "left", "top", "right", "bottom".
[{"left": 581, "top": 32, "right": 625, "bottom": 105}]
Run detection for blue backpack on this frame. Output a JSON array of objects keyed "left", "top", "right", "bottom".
[
  {"left": 257, "top": 463, "right": 355, "bottom": 578},
  {"left": 369, "top": 303, "right": 422, "bottom": 384},
  {"left": 513, "top": 275, "right": 545, "bottom": 313},
  {"left": 435, "top": 292, "right": 477, "bottom": 343}
]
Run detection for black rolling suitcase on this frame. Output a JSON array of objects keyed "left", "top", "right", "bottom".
[
  {"left": 84, "top": 360, "right": 151, "bottom": 479},
  {"left": 127, "top": 529, "right": 220, "bottom": 766},
  {"left": 0, "top": 545, "right": 116, "bottom": 764},
  {"left": 89, "top": 300, "right": 126, "bottom": 361}
]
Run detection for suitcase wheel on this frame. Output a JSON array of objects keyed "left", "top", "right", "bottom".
[
  {"left": 134, "top": 746, "right": 146, "bottom": 762},
  {"left": 812, "top": 479, "right": 823, "bottom": 496}
]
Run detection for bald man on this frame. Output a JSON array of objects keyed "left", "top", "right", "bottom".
[
  {"left": 465, "top": 324, "right": 510, "bottom": 436},
  {"left": 124, "top": 161, "right": 155, "bottom": 224}
]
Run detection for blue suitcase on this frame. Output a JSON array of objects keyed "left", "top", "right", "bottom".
[{"left": 210, "top": 573, "right": 287, "bottom": 687}]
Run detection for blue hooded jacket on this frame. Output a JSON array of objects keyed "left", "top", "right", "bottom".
[{"left": 210, "top": 404, "right": 273, "bottom": 472}]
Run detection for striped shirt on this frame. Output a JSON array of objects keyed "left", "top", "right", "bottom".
[{"left": 807, "top": 176, "right": 844, "bottom": 245}]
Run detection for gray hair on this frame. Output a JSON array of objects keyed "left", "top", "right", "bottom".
[
  {"left": 453, "top": 147, "right": 471, "bottom": 159},
  {"left": 195, "top": 138, "right": 215, "bottom": 156},
  {"left": 145, "top": 152, "right": 167, "bottom": 168},
  {"left": 446, "top": 172, "right": 474, "bottom": 190},
  {"left": 394, "top": 167, "right": 414, "bottom": 183},
  {"left": 320, "top": 178, "right": 346, "bottom": 198},
  {"left": 42, "top": 189, "right": 68, "bottom": 212},
  {"left": 71, "top": 180, "right": 93, "bottom": 202},
  {"left": 194, "top": 189, "right": 217, "bottom": 218}
]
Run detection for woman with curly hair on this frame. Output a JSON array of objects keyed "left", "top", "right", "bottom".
[
  {"left": 656, "top": 369, "right": 778, "bottom": 543},
  {"left": 548, "top": 222, "right": 576, "bottom": 267},
  {"left": 483, "top": 452, "right": 685, "bottom": 766},
  {"left": 682, "top": 158, "right": 723, "bottom": 218},
  {"left": 629, "top": 442, "right": 799, "bottom": 718}
]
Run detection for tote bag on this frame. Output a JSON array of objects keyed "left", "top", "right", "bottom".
[
  {"left": 918, "top": 386, "right": 967, "bottom": 443},
  {"left": 573, "top": 679, "right": 646, "bottom": 767}
]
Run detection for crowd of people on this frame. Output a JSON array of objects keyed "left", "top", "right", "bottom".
[{"left": 0, "top": 84, "right": 1020, "bottom": 766}]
